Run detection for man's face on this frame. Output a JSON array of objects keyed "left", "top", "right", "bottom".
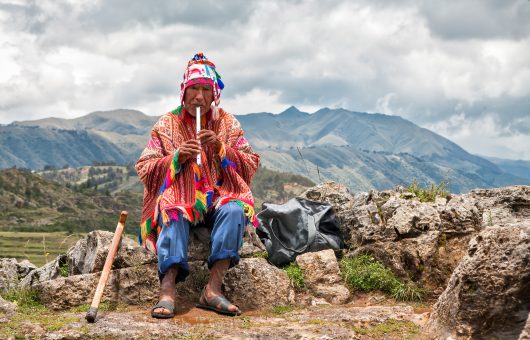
[{"left": 184, "top": 83, "right": 214, "bottom": 117}]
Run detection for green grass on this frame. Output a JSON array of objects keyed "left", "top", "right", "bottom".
[
  {"left": 404, "top": 179, "right": 449, "bottom": 202},
  {"left": 0, "top": 288, "right": 79, "bottom": 337},
  {"left": 340, "top": 254, "right": 424, "bottom": 301},
  {"left": 0, "top": 231, "right": 84, "bottom": 267},
  {"left": 283, "top": 262, "right": 305, "bottom": 290}
]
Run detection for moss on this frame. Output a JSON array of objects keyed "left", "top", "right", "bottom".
[
  {"left": 340, "top": 255, "right": 424, "bottom": 301},
  {"left": 283, "top": 262, "right": 305, "bottom": 290}
]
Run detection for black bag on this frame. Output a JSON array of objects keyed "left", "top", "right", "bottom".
[{"left": 256, "top": 197, "right": 344, "bottom": 266}]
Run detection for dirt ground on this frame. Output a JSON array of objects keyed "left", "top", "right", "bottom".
[{"left": 1, "top": 293, "right": 432, "bottom": 339}]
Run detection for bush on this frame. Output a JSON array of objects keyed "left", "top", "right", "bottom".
[{"left": 340, "top": 254, "right": 424, "bottom": 301}]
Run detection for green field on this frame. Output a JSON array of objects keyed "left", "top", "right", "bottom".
[{"left": 0, "top": 232, "right": 85, "bottom": 267}]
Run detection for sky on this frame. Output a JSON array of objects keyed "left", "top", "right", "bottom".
[{"left": 0, "top": 0, "right": 529, "bottom": 160}]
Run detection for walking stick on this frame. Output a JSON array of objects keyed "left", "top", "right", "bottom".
[{"left": 85, "top": 211, "right": 128, "bottom": 323}]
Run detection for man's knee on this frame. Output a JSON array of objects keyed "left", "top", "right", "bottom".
[{"left": 217, "top": 202, "right": 245, "bottom": 220}]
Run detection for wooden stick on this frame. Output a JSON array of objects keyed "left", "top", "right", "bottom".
[{"left": 85, "top": 211, "right": 127, "bottom": 323}]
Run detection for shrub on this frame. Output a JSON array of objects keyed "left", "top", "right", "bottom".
[{"left": 340, "top": 254, "right": 424, "bottom": 301}]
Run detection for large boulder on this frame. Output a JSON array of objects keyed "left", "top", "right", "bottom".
[
  {"left": 295, "top": 249, "right": 350, "bottom": 304},
  {"left": 426, "top": 223, "right": 530, "bottom": 339},
  {"left": 33, "top": 264, "right": 159, "bottom": 310},
  {"left": 223, "top": 258, "right": 295, "bottom": 310},
  {"left": 67, "top": 231, "right": 156, "bottom": 275}
]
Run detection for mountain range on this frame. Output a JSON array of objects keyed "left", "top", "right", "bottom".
[{"left": 2, "top": 107, "right": 529, "bottom": 193}]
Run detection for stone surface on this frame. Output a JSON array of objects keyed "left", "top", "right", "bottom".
[
  {"left": 0, "top": 258, "right": 19, "bottom": 293},
  {"left": 34, "top": 264, "right": 159, "bottom": 310},
  {"left": 295, "top": 249, "right": 350, "bottom": 304},
  {"left": 67, "top": 231, "right": 156, "bottom": 275},
  {"left": 303, "top": 183, "right": 530, "bottom": 292},
  {"left": 223, "top": 258, "right": 295, "bottom": 310},
  {"left": 16, "top": 259, "right": 37, "bottom": 279},
  {"left": 20, "top": 254, "right": 67, "bottom": 288},
  {"left": 426, "top": 223, "right": 530, "bottom": 339}
]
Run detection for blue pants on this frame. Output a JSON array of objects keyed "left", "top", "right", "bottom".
[{"left": 156, "top": 202, "right": 245, "bottom": 283}]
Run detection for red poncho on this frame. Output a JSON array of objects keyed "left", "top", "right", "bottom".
[{"left": 136, "top": 106, "right": 260, "bottom": 252}]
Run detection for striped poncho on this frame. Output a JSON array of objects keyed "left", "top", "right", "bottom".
[{"left": 135, "top": 106, "right": 260, "bottom": 252}]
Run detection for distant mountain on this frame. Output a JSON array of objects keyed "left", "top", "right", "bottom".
[
  {"left": 0, "top": 125, "right": 130, "bottom": 169},
  {"left": 2, "top": 107, "right": 528, "bottom": 193},
  {"left": 482, "top": 156, "right": 530, "bottom": 181},
  {"left": 238, "top": 106, "right": 529, "bottom": 192}
]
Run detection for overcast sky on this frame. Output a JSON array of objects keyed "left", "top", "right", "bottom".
[{"left": 1, "top": 0, "right": 529, "bottom": 160}]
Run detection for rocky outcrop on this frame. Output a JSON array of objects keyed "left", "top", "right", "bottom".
[
  {"left": 295, "top": 249, "right": 350, "bottom": 305},
  {"left": 20, "top": 254, "right": 67, "bottom": 288},
  {"left": 224, "top": 258, "right": 295, "bottom": 310},
  {"left": 301, "top": 182, "right": 530, "bottom": 293},
  {"left": 426, "top": 223, "right": 530, "bottom": 339},
  {"left": 67, "top": 231, "right": 156, "bottom": 275}
]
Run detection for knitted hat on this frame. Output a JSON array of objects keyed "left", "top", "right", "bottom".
[{"left": 180, "top": 53, "right": 224, "bottom": 116}]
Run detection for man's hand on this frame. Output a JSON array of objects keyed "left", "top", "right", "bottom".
[
  {"left": 198, "top": 129, "right": 222, "bottom": 153},
  {"left": 177, "top": 139, "right": 201, "bottom": 164}
]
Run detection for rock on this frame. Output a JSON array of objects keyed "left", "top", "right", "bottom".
[
  {"left": 295, "top": 249, "right": 350, "bottom": 304},
  {"left": 0, "top": 258, "right": 19, "bottom": 293},
  {"left": 223, "top": 258, "right": 295, "bottom": 310},
  {"left": 34, "top": 264, "right": 159, "bottom": 310},
  {"left": 426, "top": 223, "right": 530, "bottom": 339},
  {"left": 520, "top": 317, "right": 530, "bottom": 340},
  {"left": 389, "top": 201, "right": 441, "bottom": 238},
  {"left": 0, "top": 295, "right": 16, "bottom": 314},
  {"left": 16, "top": 259, "right": 37, "bottom": 279},
  {"left": 67, "top": 231, "right": 156, "bottom": 275},
  {"left": 20, "top": 254, "right": 67, "bottom": 288}
]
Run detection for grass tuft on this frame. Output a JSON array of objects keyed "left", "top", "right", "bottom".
[
  {"left": 340, "top": 254, "right": 424, "bottom": 301},
  {"left": 404, "top": 179, "right": 448, "bottom": 203},
  {"left": 283, "top": 262, "right": 305, "bottom": 290}
]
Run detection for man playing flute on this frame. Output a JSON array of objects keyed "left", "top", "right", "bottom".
[{"left": 136, "top": 53, "right": 260, "bottom": 318}]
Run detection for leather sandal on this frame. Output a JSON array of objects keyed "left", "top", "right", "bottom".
[
  {"left": 196, "top": 289, "right": 241, "bottom": 316},
  {"left": 151, "top": 300, "right": 175, "bottom": 319}
]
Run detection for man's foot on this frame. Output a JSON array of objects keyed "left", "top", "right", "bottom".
[
  {"left": 152, "top": 265, "right": 178, "bottom": 318},
  {"left": 197, "top": 288, "right": 241, "bottom": 316},
  {"left": 196, "top": 259, "right": 241, "bottom": 316}
]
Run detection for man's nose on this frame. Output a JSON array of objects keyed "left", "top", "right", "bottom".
[{"left": 195, "top": 89, "right": 204, "bottom": 100}]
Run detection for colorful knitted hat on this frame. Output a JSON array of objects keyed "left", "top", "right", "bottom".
[{"left": 180, "top": 53, "right": 224, "bottom": 110}]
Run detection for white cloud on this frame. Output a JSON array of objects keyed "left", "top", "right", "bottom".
[{"left": 0, "top": 0, "right": 528, "bottom": 160}]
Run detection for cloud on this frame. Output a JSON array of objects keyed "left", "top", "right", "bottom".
[{"left": 0, "top": 0, "right": 528, "bottom": 160}]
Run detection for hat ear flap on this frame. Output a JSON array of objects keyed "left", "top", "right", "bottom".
[{"left": 211, "top": 102, "right": 219, "bottom": 120}]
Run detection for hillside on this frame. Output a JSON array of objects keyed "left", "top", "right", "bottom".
[
  {"left": 0, "top": 168, "right": 142, "bottom": 234},
  {"left": 0, "top": 166, "right": 314, "bottom": 233},
  {"left": 2, "top": 107, "right": 528, "bottom": 193}
]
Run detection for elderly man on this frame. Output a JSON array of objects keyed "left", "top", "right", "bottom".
[{"left": 136, "top": 53, "right": 260, "bottom": 318}]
